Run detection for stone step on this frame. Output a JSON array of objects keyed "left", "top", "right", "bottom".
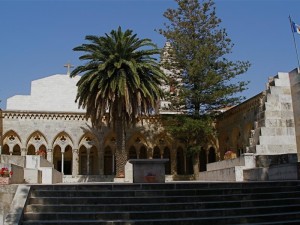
[
  {"left": 21, "top": 182, "right": 300, "bottom": 225},
  {"left": 27, "top": 190, "right": 300, "bottom": 205},
  {"left": 29, "top": 185, "right": 300, "bottom": 198},
  {"left": 29, "top": 181, "right": 300, "bottom": 191},
  {"left": 24, "top": 197, "right": 300, "bottom": 213},
  {"left": 21, "top": 211, "right": 300, "bottom": 225},
  {"left": 23, "top": 204, "right": 300, "bottom": 220}
]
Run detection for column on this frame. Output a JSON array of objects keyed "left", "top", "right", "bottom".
[
  {"left": 21, "top": 148, "right": 26, "bottom": 156},
  {"left": 72, "top": 149, "right": 79, "bottom": 176},
  {"left": 47, "top": 149, "right": 53, "bottom": 163},
  {"left": 61, "top": 152, "right": 65, "bottom": 175}
]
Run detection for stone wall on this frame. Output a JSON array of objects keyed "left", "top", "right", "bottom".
[
  {"left": 0, "top": 185, "right": 18, "bottom": 225},
  {"left": 289, "top": 68, "right": 300, "bottom": 162}
]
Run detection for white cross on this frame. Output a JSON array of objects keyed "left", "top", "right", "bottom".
[{"left": 64, "top": 62, "right": 74, "bottom": 76}]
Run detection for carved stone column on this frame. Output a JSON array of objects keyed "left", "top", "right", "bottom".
[
  {"left": 72, "top": 149, "right": 79, "bottom": 176},
  {"left": 47, "top": 149, "right": 53, "bottom": 163},
  {"left": 87, "top": 147, "right": 91, "bottom": 175},
  {"left": 21, "top": 148, "right": 26, "bottom": 156},
  {"left": 61, "top": 152, "right": 65, "bottom": 175}
]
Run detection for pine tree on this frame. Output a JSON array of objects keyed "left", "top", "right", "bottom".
[{"left": 159, "top": 0, "right": 250, "bottom": 115}]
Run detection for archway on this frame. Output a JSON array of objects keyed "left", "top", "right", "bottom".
[
  {"left": 139, "top": 146, "right": 147, "bottom": 159},
  {"left": 176, "top": 147, "right": 184, "bottom": 175},
  {"left": 79, "top": 146, "right": 87, "bottom": 175},
  {"left": 208, "top": 147, "right": 216, "bottom": 163},
  {"left": 53, "top": 146, "right": 62, "bottom": 172},
  {"left": 163, "top": 147, "right": 171, "bottom": 175},
  {"left": 104, "top": 146, "right": 115, "bottom": 175},
  {"left": 12, "top": 145, "right": 21, "bottom": 156},
  {"left": 153, "top": 146, "right": 160, "bottom": 159},
  {"left": 128, "top": 146, "right": 137, "bottom": 159},
  {"left": 2, "top": 144, "right": 9, "bottom": 155},
  {"left": 199, "top": 148, "right": 207, "bottom": 172},
  {"left": 27, "top": 145, "right": 36, "bottom": 155}
]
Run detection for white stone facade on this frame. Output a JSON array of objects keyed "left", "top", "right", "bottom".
[{"left": 7, "top": 74, "right": 84, "bottom": 113}]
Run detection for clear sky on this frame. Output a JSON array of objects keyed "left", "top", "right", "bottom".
[{"left": 0, "top": 0, "right": 300, "bottom": 109}]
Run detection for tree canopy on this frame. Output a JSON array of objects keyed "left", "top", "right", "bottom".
[{"left": 159, "top": 0, "right": 251, "bottom": 116}]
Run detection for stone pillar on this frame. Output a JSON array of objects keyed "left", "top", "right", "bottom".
[
  {"left": 47, "top": 149, "right": 53, "bottom": 163},
  {"left": 21, "top": 148, "right": 26, "bottom": 156},
  {"left": 61, "top": 152, "right": 65, "bottom": 175},
  {"left": 112, "top": 153, "right": 115, "bottom": 175},
  {"left": 98, "top": 147, "right": 104, "bottom": 175},
  {"left": 72, "top": 149, "right": 79, "bottom": 176}
]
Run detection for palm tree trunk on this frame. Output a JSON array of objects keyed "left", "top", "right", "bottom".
[{"left": 115, "top": 117, "right": 127, "bottom": 178}]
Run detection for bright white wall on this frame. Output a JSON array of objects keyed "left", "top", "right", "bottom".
[{"left": 6, "top": 74, "right": 85, "bottom": 112}]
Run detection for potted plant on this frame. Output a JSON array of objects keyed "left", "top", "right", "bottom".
[
  {"left": 0, "top": 167, "right": 13, "bottom": 185},
  {"left": 36, "top": 149, "right": 46, "bottom": 157}
]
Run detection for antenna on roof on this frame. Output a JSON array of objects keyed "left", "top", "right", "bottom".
[{"left": 64, "top": 62, "right": 74, "bottom": 76}]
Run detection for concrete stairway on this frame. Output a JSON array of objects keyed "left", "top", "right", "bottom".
[{"left": 21, "top": 181, "right": 300, "bottom": 225}]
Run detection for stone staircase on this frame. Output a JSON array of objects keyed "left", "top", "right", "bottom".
[{"left": 20, "top": 181, "right": 300, "bottom": 224}]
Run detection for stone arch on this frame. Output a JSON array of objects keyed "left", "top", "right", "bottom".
[
  {"left": 128, "top": 146, "right": 137, "bottom": 159},
  {"left": 199, "top": 147, "right": 207, "bottom": 172},
  {"left": 176, "top": 146, "right": 185, "bottom": 175},
  {"left": 78, "top": 132, "right": 100, "bottom": 150},
  {"left": 27, "top": 144, "right": 36, "bottom": 155},
  {"left": 208, "top": 146, "right": 216, "bottom": 163},
  {"left": 153, "top": 146, "right": 161, "bottom": 159},
  {"left": 104, "top": 146, "right": 115, "bottom": 175},
  {"left": 163, "top": 146, "right": 171, "bottom": 175},
  {"left": 2, "top": 130, "right": 22, "bottom": 154},
  {"left": 139, "top": 145, "right": 147, "bottom": 159},
  {"left": 26, "top": 130, "right": 48, "bottom": 150},
  {"left": 152, "top": 133, "right": 173, "bottom": 159},
  {"left": 127, "top": 133, "right": 148, "bottom": 149},
  {"left": 12, "top": 144, "right": 21, "bottom": 155},
  {"left": 53, "top": 143, "right": 73, "bottom": 175},
  {"left": 103, "top": 132, "right": 116, "bottom": 153},
  {"left": 2, "top": 144, "right": 9, "bottom": 155},
  {"left": 52, "top": 132, "right": 74, "bottom": 150}
]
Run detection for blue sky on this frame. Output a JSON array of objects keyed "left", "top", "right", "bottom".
[{"left": 0, "top": 0, "right": 300, "bottom": 109}]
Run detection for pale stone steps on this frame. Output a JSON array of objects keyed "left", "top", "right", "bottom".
[
  {"left": 21, "top": 181, "right": 300, "bottom": 225},
  {"left": 25, "top": 197, "right": 300, "bottom": 213}
]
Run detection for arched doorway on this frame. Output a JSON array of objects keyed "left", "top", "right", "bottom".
[
  {"left": 153, "top": 146, "right": 160, "bottom": 159},
  {"left": 128, "top": 146, "right": 137, "bottom": 159},
  {"left": 176, "top": 147, "right": 184, "bottom": 175},
  {"left": 208, "top": 147, "right": 216, "bottom": 163},
  {"left": 64, "top": 145, "right": 73, "bottom": 175},
  {"left": 163, "top": 147, "right": 171, "bottom": 175},
  {"left": 199, "top": 148, "right": 207, "bottom": 172},
  {"left": 104, "top": 146, "right": 115, "bottom": 175},
  {"left": 139, "top": 146, "right": 147, "bottom": 159},
  {"left": 2, "top": 144, "right": 9, "bottom": 155},
  {"left": 53, "top": 145, "right": 62, "bottom": 173},
  {"left": 12, "top": 145, "right": 21, "bottom": 155},
  {"left": 79, "top": 146, "right": 87, "bottom": 175},
  {"left": 27, "top": 145, "right": 36, "bottom": 155}
]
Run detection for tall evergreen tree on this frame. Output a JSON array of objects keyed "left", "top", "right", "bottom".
[
  {"left": 159, "top": 0, "right": 250, "bottom": 176},
  {"left": 159, "top": 0, "right": 250, "bottom": 115},
  {"left": 71, "top": 27, "right": 167, "bottom": 177}
]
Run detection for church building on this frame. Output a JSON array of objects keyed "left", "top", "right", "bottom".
[{"left": 1, "top": 68, "right": 300, "bottom": 183}]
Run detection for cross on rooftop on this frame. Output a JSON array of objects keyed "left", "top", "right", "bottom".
[{"left": 64, "top": 62, "right": 74, "bottom": 76}]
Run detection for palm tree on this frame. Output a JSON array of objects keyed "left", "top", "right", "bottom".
[{"left": 71, "top": 27, "right": 167, "bottom": 177}]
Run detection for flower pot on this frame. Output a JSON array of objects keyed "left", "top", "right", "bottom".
[
  {"left": 144, "top": 175, "right": 156, "bottom": 183},
  {"left": 0, "top": 177, "right": 11, "bottom": 185}
]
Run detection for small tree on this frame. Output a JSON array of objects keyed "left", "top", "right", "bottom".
[{"left": 162, "top": 114, "right": 214, "bottom": 176}]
